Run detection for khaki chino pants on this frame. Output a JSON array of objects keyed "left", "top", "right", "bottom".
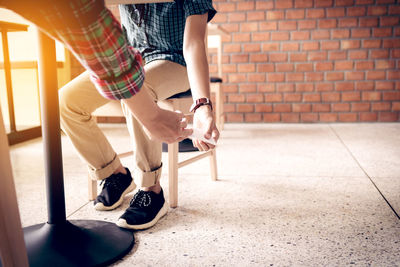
[{"left": 59, "top": 60, "right": 190, "bottom": 187}]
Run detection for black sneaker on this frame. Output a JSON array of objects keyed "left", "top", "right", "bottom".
[
  {"left": 116, "top": 189, "right": 168, "bottom": 230},
  {"left": 94, "top": 168, "right": 136, "bottom": 211}
]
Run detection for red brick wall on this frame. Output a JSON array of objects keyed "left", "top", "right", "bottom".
[{"left": 210, "top": 0, "right": 400, "bottom": 122}]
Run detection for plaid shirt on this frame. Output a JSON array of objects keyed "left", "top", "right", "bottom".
[
  {"left": 119, "top": 0, "right": 216, "bottom": 67},
  {"left": 5, "top": 0, "right": 144, "bottom": 100}
]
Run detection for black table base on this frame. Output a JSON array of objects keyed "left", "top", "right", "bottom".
[{"left": 24, "top": 220, "right": 134, "bottom": 267}]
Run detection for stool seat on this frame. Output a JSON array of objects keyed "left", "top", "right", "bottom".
[{"left": 210, "top": 76, "right": 223, "bottom": 83}]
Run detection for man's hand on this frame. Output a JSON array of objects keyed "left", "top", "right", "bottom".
[
  {"left": 122, "top": 88, "right": 192, "bottom": 143},
  {"left": 192, "top": 105, "right": 220, "bottom": 151}
]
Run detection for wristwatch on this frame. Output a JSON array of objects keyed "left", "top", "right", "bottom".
[{"left": 190, "top": 98, "right": 213, "bottom": 113}]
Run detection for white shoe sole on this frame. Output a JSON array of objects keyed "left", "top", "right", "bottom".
[
  {"left": 94, "top": 181, "right": 136, "bottom": 211},
  {"left": 116, "top": 201, "right": 168, "bottom": 230}
]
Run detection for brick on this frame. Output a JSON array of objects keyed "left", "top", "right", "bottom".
[
  {"left": 248, "top": 73, "right": 266, "bottom": 82},
  {"left": 237, "top": 104, "right": 254, "bottom": 113},
  {"left": 303, "top": 93, "right": 321, "bottom": 102},
  {"left": 222, "top": 84, "right": 238, "bottom": 93},
  {"left": 301, "top": 113, "right": 319, "bottom": 122},
  {"left": 293, "top": 103, "right": 312, "bottom": 112},
  {"left": 295, "top": 0, "right": 313, "bottom": 8},
  {"left": 388, "top": 70, "right": 400, "bottom": 80},
  {"left": 380, "top": 16, "right": 399, "bottom": 26},
  {"left": 276, "top": 63, "right": 294, "bottom": 72},
  {"left": 240, "top": 22, "right": 259, "bottom": 32},
  {"left": 336, "top": 0, "right": 355, "bottom": 6},
  {"left": 231, "top": 54, "right": 249, "bottom": 63},
  {"left": 245, "top": 113, "right": 263, "bottom": 123},
  {"left": 284, "top": 92, "right": 302, "bottom": 101},
  {"left": 376, "top": 60, "right": 395, "bottom": 69},
  {"left": 243, "top": 43, "right": 261, "bottom": 52},
  {"left": 227, "top": 113, "right": 244, "bottom": 123},
  {"left": 312, "top": 30, "right": 330, "bottom": 40},
  {"left": 239, "top": 84, "right": 257, "bottom": 93},
  {"left": 341, "top": 40, "right": 360, "bottom": 49},
  {"left": 228, "top": 74, "right": 247, "bottom": 83},
  {"left": 290, "top": 53, "right": 308, "bottom": 62},
  {"left": 308, "top": 51, "right": 327, "bottom": 61},
  {"left": 271, "top": 32, "right": 290, "bottom": 41},
  {"left": 326, "top": 72, "right": 344, "bottom": 81},
  {"left": 256, "top": 1, "right": 274, "bottom": 10},
  {"left": 250, "top": 53, "right": 268, "bottom": 63},
  {"left": 267, "top": 11, "right": 285, "bottom": 20},
  {"left": 342, "top": 92, "right": 360, "bottom": 103},
  {"left": 351, "top": 29, "right": 370, "bottom": 38},
  {"left": 229, "top": 94, "right": 245, "bottom": 103},
  {"left": 269, "top": 53, "right": 288, "bottom": 62},
  {"left": 224, "top": 44, "right": 241, "bottom": 53},
  {"left": 276, "top": 0, "right": 294, "bottom": 9},
  {"left": 263, "top": 114, "right": 281, "bottom": 122},
  {"left": 372, "top": 102, "right": 391, "bottom": 111},
  {"left": 362, "top": 92, "right": 381, "bottom": 101},
  {"left": 346, "top": 71, "right": 365, "bottom": 80},
  {"left": 352, "top": 102, "right": 371, "bottom": 111},
  {"left": 262, "top": 43, "right": 279, "bottom": 51},
  {"left": 223, "top": 104, "right": 235, "bottom": 113},
  {"left": 307, "top": 9, "right": 326, "bottom": 19},
  {"left": 217, "top": 3, "right": 235, "bottom": 12},
  {"left": 279, "top": 21, "right": 297, "bottom": 30},
  {"left": 252, "top": 32, "right": 271, "bottom": 42},
  {"left": 329, "top": 51, "right": 347, "bottom": 60},
  {"left": 332, "top": 29, "right": 350, "bottom": 39},
  {"left": 237, "top": 1, "right": 255, "bottom": 11},
  {"left": 302, "top": 42, "right": 319, "bottom": 51},
  {"left": 367, "top": 5, "right": 387, "bottom": 16},
  {"left": 265, "top": 93, "right": 283, "bottom": 102},
  {"left": 282, "top": 43, "right": 300, "bottom": 51},
  {"left": 316, "top": 0, "right": 333, "bottom": 7},
  {"left": 313, "top": 103, "right": 331, "bottom": 112},
  {"left": 363, "top": 40, "right": 381, "bottom": 49},
  {"left": 336, "top": 82, "right": 355, "bottom": 91},
  {"left": 257, "top": 63, "right": 274, "bottom": 72},
  {"left": 247, "top": 11, "right": 265, "bottom": 21},
  {"left": 292, "top": 31, "right": 310, "bottom": 40},
  {"left": 339, "top": 113, "right": 358, "bottom": 122},
  {"left": 274, "top": 103, "right": 292, "bottom": 112},
  {"left": 247, "top": 94, "right": 264, "bottom": 103},
  {"left": 367, "top": 71, "right": 386, "bottom": 80},
  {"left": 255, "top": 104, "right": 273, "bottom": 113},
  {"left": 238, "top": 63, "right": 255, "bottom": 73},
  {"left": 333, "top": 103, "right": 351, "bottom": 112},
  {"left": 392, "top": 102, "right": 400, "bottom": 111},
  {"left": 228, "top": 13, "right": 246, "bottom": 22},
  {"left": 338, "top": 18, "right": 358, "bottom": 27},
  {"left": 306, "top": 72, "right": 324, "bottom": 82},
  {"left": 259, "top": 21, "right": 277, "bottom": 31},
  {"left": 233, "top": 33, "right": 251, "bottom": 42},
  {"left": 356, "top": 61, "right": 374, "bottom": 70},
  {"left": 286, "top": 73, "right": 304, "bottom": 82},
  {"left": 258, "top": 84, "right": 275, "bottom": 92},
  {"left": 356, "top": 81, "right": 374, "bottom": 91},
  {"left": 374, "top": 28, "right": 393, "bottom": 38},
  {"left": 327, "top": 8, "right": 345, "bottom": 17},
  {"left": 296, "top": 83, "right": 315, "bottom": 92},
  {"left": 384, "top": 41, "right": 400, "bottom": 49},
  {"left": 296, "top": 63, "right": 313, "bottom": 72},
  {"left": 349, "top": 50, "right": 368, "bottom": 60},
  {"left": 335, "top": 61, "right": 353, "bottom": 70},
  {"left": 319, "top": 113, "right": 338, "bottom": 122},
  {"left": 268, "top": 73, "right": 285, "bottom": 82},
  {"left": 380, "top": 112, "right": 399, "bottom": 122},
  {"left": 347, "top": 6, "right": 366, "bottom": 16},
  {"left": 298, "top": 20, "right": 317, "bottom": 29},
  {"left": 389, "top": 5, "right": 400, "bottom": 15},
  {"left": 322, "top": 41, "right": 340, "bottom": 50},
  {"left": 316, "top": 62, "right": 334, "bottom": 71},
  {"left": 286, "top": 9, "right": 305, "bottom": 19},
  {"left": 319, "top": 19, "right": 337, "bottom": 29},
  {"left": 376, "top": 81, "right": 395, "bottom": 90},
  {"left": 322, "top": 92, "right": 340, "bottom": 102},
  {"left": 282, "top": 113, "right": 300, "bottom": 123},
  {"left": 383, "top": 92, "right": 400, "bottom": 101},
  {"left": 360, "top": 112, "right": 378, "bottom": 122},
  {"left": 359, "top": 18, "right": 378, "bottom": 27}
]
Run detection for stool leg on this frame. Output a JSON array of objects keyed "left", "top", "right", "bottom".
[
  {"left": 215, "top": 83, "right": 224, "bottom": 131},
  {"left": 210, "top": 149, "right": 218, "bottom": 181},
  {"left": 88, "top": 174, "right": 97, "bottom": 201},
  {"left": 168, "top": 142, "right": 179, "bottom": 208}
]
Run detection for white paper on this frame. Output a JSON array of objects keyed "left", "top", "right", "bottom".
[{"left": 188, "top": 128, "right": 217, "bottom": 145}]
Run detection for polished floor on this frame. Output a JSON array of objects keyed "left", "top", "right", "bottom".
[{"left": 9, "top": 123, "right": 400, "bottom": 266}]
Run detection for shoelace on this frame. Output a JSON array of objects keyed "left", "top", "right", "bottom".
[
  {"left": 130, "top": 190, "right": 152, "bottom": 208},
  {"left": 100, "top": 177, "right": 121, "bottom": 192}
]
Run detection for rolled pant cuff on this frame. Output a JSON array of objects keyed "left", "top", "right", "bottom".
[
  {"left": 134, "top": 163, "right": 162, "bottom": 188},
  {"left": 88, "top": 154, "right": 122, "bottom": 180}
]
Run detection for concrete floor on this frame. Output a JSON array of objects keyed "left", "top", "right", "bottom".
[{"left": 9, "top": 123, "right": 400, "bottom": 266}]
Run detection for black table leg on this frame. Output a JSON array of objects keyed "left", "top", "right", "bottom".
[{"left": 22, "top": 30, "right": 134, "bottom": 267}]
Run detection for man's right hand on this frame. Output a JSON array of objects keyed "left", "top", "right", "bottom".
[{"left": 122, "top": 88, "right": 192, "bottom": 143}]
